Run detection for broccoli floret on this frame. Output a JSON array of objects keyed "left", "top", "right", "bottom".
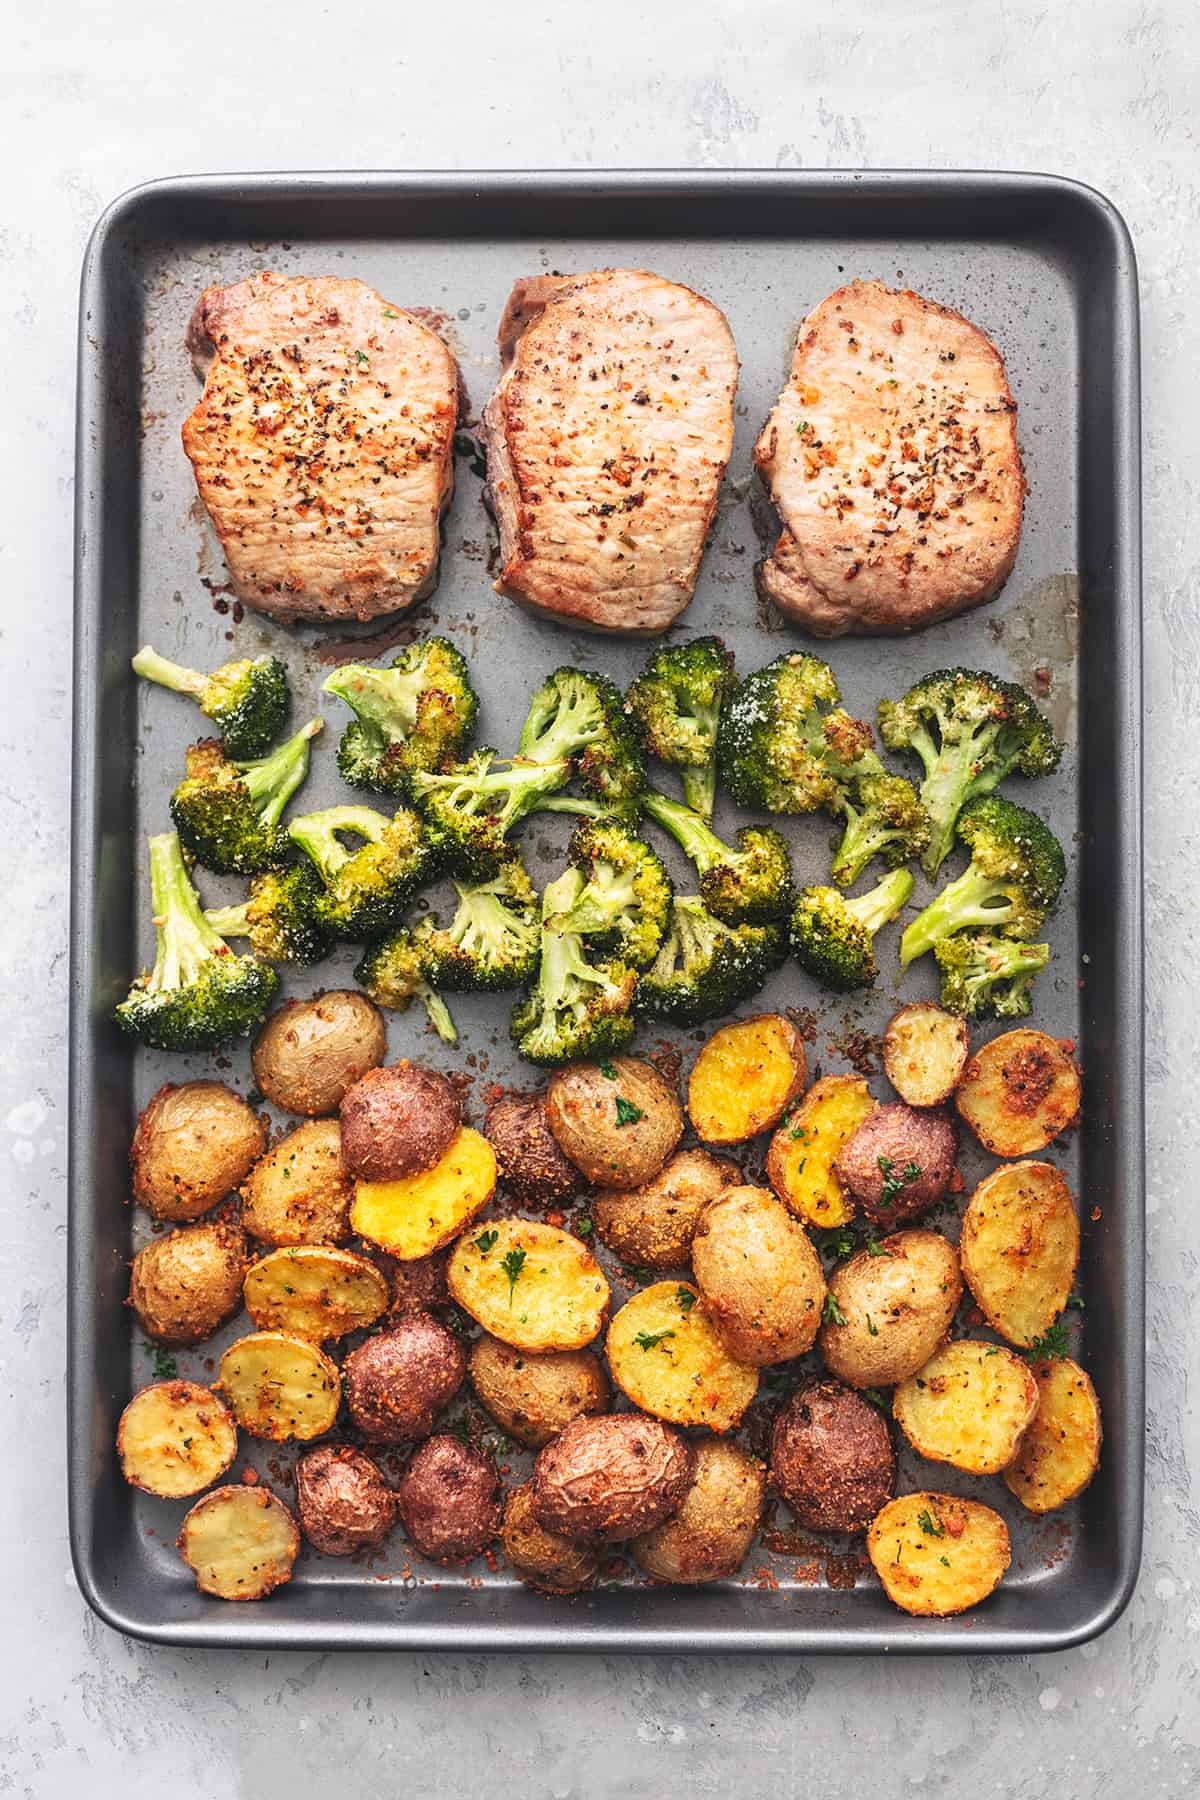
[
  {"left": 935, "top": 933, "right": 1050, "bottom": 1019},
  {"left": 636, "top": 896, "right": 786, "bottom": 1026},
  {"left": 204, "top": 862, "right": 333, "bottom": 966},
  {"left": 717, "top": 652, "right": 881, "bottom": 815},
  {"left": 410, "top": 749, "right": 575, "bottom": 878},
  {"left": 510, "top": 868, "right": 638, "bottom": 1065},
  {"left": 790, "top": 868, "right": 914, "bottom": 991},
  {"left": 545, "top": 822, "right": 673, "bottom": 970},
  {"left": 288, "top": 803, "right": 435, "bottom": 940},
  {"left": 642, "top": 789, "right": 793, "bottom": 925},
  {"left": 878, "top": 668, "right": 1063, "bottom": 875},
  {"left": 322, "top": 637, "right": 478, "bottom": 794},
  {"left": 354, "top": 931, "right": 457, "bottom": 1043},
  {"left": 520, "top": 667, "right": 645, "bottom": 816},
  {"left": 413, "top": 856, "right": 540, "bottom": 992},
  {"left": 132, "top": 644, "right": 290, "bottom": 759},
  {"left": 831, "top": 771, "right": 932, "bottom": 888},
  {"left": 115, "top": 832, "right": 279, "bottom": 1049},
  {"left": 899, "top": 794, "right": 1066, "bottom": 969},
  {"left": 624, "top": 636, "right": 736, "bottom": 819},
  {"left": 170, "top": 719, "right": 323, "bottom": 875}
]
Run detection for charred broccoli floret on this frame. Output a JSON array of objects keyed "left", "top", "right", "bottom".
[
  {"left": 935, "top": 932, "right": 1050, "bottom": 1019},
  {"left": 413, "top": 856, "right": 540, "bottom": 992},
  {"left": 354, "top": 931, "right": 457, "bottom": 1043},
  {"left": 830, "top": 771, "right": 932, "bottom": 888},
  {"left": 410, "top": 749, "right": 575, "bottom": 878},
  {"left": 170, "top": 719, "right": 323, "bottom": 875},
  {"left": 642, "top": 789, "right": 793, "bottom": 925},
  {"left": 717, "top": 652, "right": 881, "bottom": 815},
  {"left": 790, "top": 867, "right": 914, "bottom": 991},
  {"left": 878, "top": 668, "right": 1063, "bottom": 876},
  {"left": 204, "top": 862, "right": 333, "bottom": 966},
  {"left": 636, "top": 895, "right": 786, "bottom": 1026},
  {"left": 322, "top": 637, "right": 478, "bottom": 794},
  {"left": 510, "top": 868, "right": 638, "bottom": 1066},
  {"left": 545, "top": 822, "right": 674, "bottom": 969},
  {"left": 132, "top": 644, "right": 289, "bottom": 758},
  {"left": 287, "top": 803, "right": 435, "bottom": 940},
  {"left": 624, "top": 637, "right": 736, "bottom": 819},
  {"left": 899, "top": 794, "right": 1066, "bottom": 968},
  {"left": 115, "top": 832, "right": 279, "bottom": 1049},
  {"left": 520, "top": 667, "right": 645, "bottom": 816}
]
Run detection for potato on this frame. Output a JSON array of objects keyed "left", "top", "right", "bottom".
[
  {"left": 469, "top": 1336, "right": 609, "bottom": 1448},
  {"left": 531, "top": 1412, "right": 692, "bottom": 1543},
  {"left": 632, "top": 1438, "right": 765, "bottom": 1584},
  {"left": 954, "top": 1028, "right": 1081, "bottom": 1157},
  {"left": 690, "top": 1186, "right": 826, "bottom": 1365},
  {"left": 606, "top": 1281, "right": 758, "bottom": 1430},
  {"left": 378, "top": 1248, "right": 451, "bottom": 1314},
  {"left": 592, "top": 1149, "right": 741, "bottom": 1270},
  {"left": 832, "top": 1103, "right": 957, "bottom": 1228},
  {"left": 216, "top": 1330, "right": 340, "bottom": 1440},
  {"left": 448, "top": 1218, "right": 610, "bottom": 1352},
  {"left": 342, "top": 1313, "right": 466, "bottom": 1442},
  {"left": 687, "top": 1014, "right": 808, "bottom": 1144},
  {"left": 294, "top": 1444, "right": 397, "bottom": 1555},
  {"left": 486, "top": 1090, "right": 583, "bottom": 1207},
  {"left": 883, "top": 1003, "right": 970, "bottom": 1107},
  {"left": 117, "top": 1380, "right": 238, "bottom": 1499},
  {"left": 340, "top": 1062, "right": 463, "bottom": 1181},
  {"left": 502, "top": 1480, "right": 598, "bottom": 1594},
  {"left": 131, "top": 1081, "right": 266, "bottom": 1221},
  {"left": 893, "top": 1341, "right": 1040, "bottom": 1474},
  {"left": 240, "top": 1118, "right": 353, "bottom": 1246},
  {"left": 252, "top": 990, "right": 386, "bottom": 1117},
  {"left": 396, "top": 1435, "right": 501, "bottom": 1562},
  {"left": 770, "top": 1377, "right": 895, "bottom": 1533},
  {"left": 243, "top": 1245, "right": 389, "bottom": 1341},
  {"left": 546, "top": 1057, "right": 683, "bottom": 1188},
  {"left": 128, "top": 1219, "right": 246, "bottom": 1345},
  {"left": 959, "top": 1161, "right": 1079, "bottom": 1347},
  {"left": 177, "top": 1485, "right": 300, "bottom": 1601},
  {"left": 867, "top": 1492, "right": 1011, "bottom": 1617},
  {"left": 351, "top": 1127, "right": 496, "bottom": 1260},
  {"left": 819, "top": 1230, "right": 962, "bottom": 1389},
  {"left": 1003, "top": 1357, "right": 1102, "bottom": 1513},
  {"left": 767, "top": 1074, "right": 876, "bottom": 1229}
]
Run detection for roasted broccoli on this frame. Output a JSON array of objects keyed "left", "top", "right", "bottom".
[
  {"left": 520, "top": 667, "right": 645, "bottom": 816},
  {"left": 115, "top": 832, "right": 279, "bottom": 1049},
  {"left": 321, "top": 636, "right": 478, "bottom": 794},
  {"left": 132, "top": 644, "right": 289, "bottom": 758},
  {"left": 354, "top": 931, "right": 457, "bottom": 1043},
  {"left": 635, "top": 895, "right": 786, "bottom": 1026},
  {"left": 510, "top": 867, "right": 638, "bottom": 1065},
  {"left": 878, "top": 668, "right": 1063, "bottom": 876},
  {"left": 412, "top": 856, "right": 540, "bottom": 991},
  {"left": 790, "top": 867, "right": 914, "bottom": 991},
  {"left": 830, "top": 771, "right": 931, "bottom": 888},
  {"left": 935, "top": 932, "right": 1050, "bottom": 1019},
  {"left": 899, "top": 794, "right": 1066, "bottom": 968},
  {"left": 287, "top": 803, "right": 436, "bottom": 940},
  {"left": 545, "top": 822, "right": 674, "bottom": 969},
  {"left": 204, "top": 862, "right": 333, "bottom": 966},
  {"left": 170, "top": 719, "right": 323, "bottom": 875},
  {"left": 624, "top": 637, "right": 736, "bottom": 819},
  {"left": 717, "top": 652, "right": 881, "bottom": 815},
  {"left": 642, "top": 789, "right": 793, "bottom": 925},
  {"left": 410, "top": 749, "right": 575, "bottom": 878}
]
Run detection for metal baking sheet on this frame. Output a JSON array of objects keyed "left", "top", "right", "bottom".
[{"left": 70, "top": 170, "right": 1143, "bottom": 1652}]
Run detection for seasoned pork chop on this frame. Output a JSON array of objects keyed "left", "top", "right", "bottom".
[
  {"left": 183, "top": 273, "right": 459, "bottom": 626},
  {"left": 480, "top": 269, "right": 739, "bottom": 635},
  {"left": 755, "top": 282, "right": 1024, "bottom": 637}
]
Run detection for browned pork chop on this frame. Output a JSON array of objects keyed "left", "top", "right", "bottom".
[
  {"left": 754, "top": 281, "right": 1025, "bottom": 637},
  {"left": 183, "top": 273, "right": 459, "bottom": 626},
  {"left": 480, "top": 269, "right": 739, "bottom": 635}
]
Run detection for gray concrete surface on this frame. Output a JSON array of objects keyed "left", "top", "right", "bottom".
[{"left": 2, "top": 3, "right": 1197, "bottom": 1794}]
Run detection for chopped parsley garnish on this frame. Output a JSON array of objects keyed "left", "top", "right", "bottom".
[
  {"left": 634, "top": 1327, "right": 675, "bottom": 1353},
  {"left": 1023, "top": 1321, "right": 1070, "bottom": 1362},
  {"left": 917, "top": 1508, "right": 945, "bottom": 1538},
  {"left": 877, "top": 1155, "right": 922, "bottom": 1205},
  {"left": 152, "top": 1349, "right": 178, "bottom": 1379},
  {"left": 795, "top": 419, "right": 809, "bottom": 434},
  {"left": 865, "top": 1312, "right": 878, "bottom": 1337},
  {"left": 501, "top": 1247, "right": 527, "bottom": 1305},
  {"left": 864, "top": 1236, "right": 891, "bottom": 1257},
  {"left": 474, "top": 1228, "right": 499, "bottom": 1254},
  {"left": 181, "top": 1437, "right": 193, "bottom": 1451},
  {"left": 354, "top": 349, "right": 369, "bottom": 365},
  {"left": 863, "top": 1388, "right": 889, "bottom": 1412},
  {"left": 814, "top": 1224, "right": 858, "bottom": 1262},
  {"left": 575, "top": 1217, "right": 593, "bottom": 1237},
  {"left": 675, "top": 1286, "right": 697, "bottom": 1314},
  {"left": 821, "top": 1293, "right": 848, "bottom": 1326},
  {"left": 598, "top": 1060, "right": 619, "bottom": 1080},
  {"left": 1066, "top": 1294, "right": 1086, "bottom": 1311},
  {"left": 939, "top": 1555, "right": 951, "bottom": 1568},
  {"left": 615, "top": 1096, "right": 644, "bottom": 1127}
]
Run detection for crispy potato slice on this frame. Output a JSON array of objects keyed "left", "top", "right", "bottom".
[
  {"left": 216, "top": 1331, "right": 340, "bottom": 1440},
  {"left": 893, "top": 1340, "right": 1040, "bottom": 1474},
  {"left": 955, "top": 1028, "right": 1080, "bottom": 1156},
  {"left": 117, "top": 1380, "right": 238, "bottom": 1499},
  {"left": 351, "top": 1127, "right": 496, "bottom": 1261},
  {"left": 177, "top": 1485, "right": 300, "bottom": 1600},
  {"left": 1003, "top": 1357, "right": 1102, "bottom": 1513},
  {"left": 448, "top": 1218, "right": 610, "bottom": 1351},
  {"left": 867, "top": 1492, "right": 1011, "bottom": 1617},
  {"left": 883, "top": 1003, "right": 969, "bottom": 1107},
  {"left": 687, "top": 1014, "right": 807, "bottom": 1144},
  {"left": 243, "top": 1245, "right": 389, "bottom": 1341},
  {"left": 960, "top": 1161, "right": 1079, "bottom": 1347},
  {"left": 767, "top": 1074, "right": 876, "bottom": 1228},
  {"left": 606, "top": 1281, "right": 759, "bottom": 1431}
]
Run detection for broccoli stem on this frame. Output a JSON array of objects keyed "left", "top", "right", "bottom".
[
  {"left": 417, "top": 985, "right": 458, "bottom": 1043},
  {"left": 681, "top": 761, "right": 718, "bottom": 822},
  {"left": 237, "top": 719, "right": 323, "bottom": 826},
  {"left": 899, "top": 865, "right": 1015, "bottom": 967},
  {"left": 642, "top": 789, "right": 726, "bottom": 872},
  {"left": 846, "top": 867, "right": 914, "bottom": 938},
  {"left": 322, "top": 663, "right": 424, "bottom": 735},
  {"left": 132, "top": 645, "right": 207, "bottom": 700},
  {"left": 203, "top": 902, "right": 251, "bottom": 939},
  {"left": 288, "top": 804, "right": 388, "bottom": 878},
  {"left": 530, "top": 792, "right": 614, "bottom": 818},
  {"left": 919, "top": 727, "right": 1005, "bottom": 874},
  {"left": 146, "top": 832, "right": 227, "bottom": 989},
  {"left": 830, "top": 805, "right": 886, "bottom": 888}
]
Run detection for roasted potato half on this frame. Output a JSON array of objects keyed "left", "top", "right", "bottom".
[
  {"left": 1003, "top": 1357, "right": 1102, "bottom": 1513},
  {"left": 954, "top": 1029, "right": 1081, "bottom": 1157},
  {"left": 832, "top": 1103, "right": 957, "bottom": 1228},
  {"left": 867, "top": 1492, "right": 1011, "bottom": 1617},
  {"left": 132, "top": 1081, "right": 266, "bottom": 1222},
  {"left": 592, "top": 1148, "right": 740, "bottom": 1271},
  {"left": 468, "top": 1335, "right": 609, "bottom": 1448},
  {"left": 770, "top": 1378, "right": 895, "bottom": 1534},
  {"left": 687, "top": 1014, "right": 807, "bottom": 1144},
  {"left": 342, "top": 1312, "right": 466, "bottom": 1442},
  {"left": 351, "top": 1127, "right": 496, "bottom": 1261},
  {"left": 339, "top": 1061, "right": 463, "bottom": 1181},
  {"left": 893, "top": 1341, "right": 1040, "bottom": 1475},
  {"left": 819, "top": 1230, "right": 962, "bottom": 1390},
  {"left": 531, "top": 1412, "right": 692, "bottom": 1543},
  {"left": 243, "top": 1245, "right": 389, "bottom": 1341},
  {"left": 502, "top": 1480, "right": 598, "bottom": 1594},
  {"left": 485, "top": 1090, "right": 583, "bottom": 1208},
  {"left": 767, "top": 1074, "right": 876, "bottom": 1229},
  {"left": 177, "top": 1485, "right": 300, "bottom": 1601},
  {"left": 294, "top": 1444, "right": 398, "bottom": 1555},
  {"left": 606, "top": 1281, "right": 758, "bottom": 1430},
  {"left": 632, "top": 1438, "right": 765, "bottom": 1585},
  {"left": 252, "top": 990, "right": 386, "bottom": 1117},
  {"left": 883, "top": 1003, "right": 970, "bottom": 1108},
  {"left": 117, "top": 1380, "right": 238, "bottom": 1499},
  {"left": 240, "top": 1118, "right": 353, "bottom": 1246},
  {"left": 448, "top": 1219, "right": 610, "bottom": 1352},
  {"left": 128, "top": 1219, "right": 246, "bottom": 1345},
  {"left": 545, "top": 1057, "right": 683, "bottom": 1189},
  {"left": 396, "top": 1435, "right": 501, "bottom": 1563},
  {"left": 216, "top": 1330, "right": 340, "bottom": 1440},
  {"left": 959, "top": 1161, "right": 1079, "bottom": 1347},
  {"left": 690, "top": 1185, "right": 826, "bottom": 1365}
]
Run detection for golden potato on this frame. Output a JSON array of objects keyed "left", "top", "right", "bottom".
[
  {"left": 592, "top": 1148, "right": 740, "bottom": 1270},
  {"left": 177, "top": 1485, "right": 300, "bottom": 1601},
  {"left": 954, "top": 1029, "right": 1081, "bottom": 1157},
  {"left": 531, "top": 1413, "right": 692, "bottom": 1543},
  {"left": 767, "top": 1074, "right": 876, "bottom": 1229},
  {"left": 503, "top": 1480, "right": 598, "bottom": 1593},
  {"left": 252, "top": 990, "right": 386, "bottom": 1117},
  {"left": 1003, "top": 1357, "right": 1102, "bottom": 1513},
  {"left": 959, "top": 1161, "right": 1079, "bottom": 1347},
  {"left": 819, "top": 1230, "right": 962, "bottom": 1389},
  {"left": 350, "top": 1127, "right": 496, "bottom": 1260},
  {"left": 340, "top": 1062, "right": 462, "bottom": 1181},
  {"left": 131, "top": 1081, "right": 266, "bottom": 1221},
  {"left": 606, "top": 1281, "right": 758, "bottom": 1430},
  {"left": 893, "top": 1340, "right": 1040, "bottom": 1474},
  {"left": 216, "top": 1330, "right": 340, "bottom": 1440},
  {"left": 883, "top": 1003, "right": 969, "bottom": 1107},
  {"left": 117, "top": 1380, "right": 238, "bottom": 1499},
  {"left": 546, "top": 1057, "right": 683, "bottom": 1189},
  {"left": 468, "top": 1335, "right": 609, "bottom": 1447},
  {"left": 632, "top": 1438, "right": 765, "bottom": 1584},
  {"left": 242, "top": 1245, "right": 389, "bottom": 1341},
  {"left": 867, "top": 1492, "right": 1011, "bottom": 1617},
  {"left": 128, "top": 1219, "right": 246, "bottom": 1345},
  {"left": 485, "top": 1091, "right": 583, "bottom": 1208},
  {"left": 239, "top": 1118, "right": 353, "bottom": 1246},
  {"left": 449, "top": 1218, "right": 610, "bottom": 1351},
  {"left": 690, "top": 1185, "right": 826, "bottom": 1364},
  {"left": 687, "top": 1014, "right": 808, "bottom": 1144}
]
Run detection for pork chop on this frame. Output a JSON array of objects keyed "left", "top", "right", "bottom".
[
  {"left": 480, "top": 269, "right": 739, "bottom": 635},
  {"left": 183, "top": 273, "right": 459, "bottom": 626},
  {"left": 754, "top": 281, "right": 1024, "bottom": 637}
]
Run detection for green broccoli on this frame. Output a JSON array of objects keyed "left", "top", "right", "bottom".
[
  {"left": 321, "top": 636, "right": 478, "bottom": 793},
  {"left": 413, "top": 856, "right": 540, "bottom": 991},
  {"left": 624, "top": 636, "right": 736, "bottom": 819},
  {"left": 115, "top": 832, "right": 279, "bottom": 1049},
  {"left": 520, "top": 667, "right": 645, "bottom": 816},
  {"left": 545, "top": 822, "right": 674, "bottom": 970},
  {"left": 636, "top": 895, "right": 787, "bottom": 1026},
  {"left": 510, "top": 868, "right": 638, "bottom": 1066},
  {"left": 899, "top": 794, "right": 1066, "bottom": 968},
  {"left": 170, "top": 719, "right": 323, "bottom": 875},
  {"left": 354, "top": 931, "right": 457, "bottom": 1043},
  {"left": 410, "top": 749, "right": 576, "bottom": 878},
  {"left": 717, "top": 652, "right": 881, "bottom": 815},
  {"left": 935, "top": 933, "right": 1050, "bottom": 1019},
  {"left": 830, "top": 771, "right": 931, "bottom": 888},
  {"left": 790, "top": 868, "right": 915, "bottom": 992},
  {"left": 642, "top": 789, "right": 793, "bottom": 925},
  {"left": 132, "top": 644, "right": 289, "bottom": 758},
  {"left": 287, "top": 803, "right": 436, "bottom": 940},
  {"left": 878, "top": 668, "right": 1063, "bottom": 876},
  {"left": 204, "top": 862, "right": 333, "bottom": 966}
]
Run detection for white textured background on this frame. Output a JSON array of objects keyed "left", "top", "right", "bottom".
[{"left": 2, "top": 3, "right": 1197, "bottom": 1795}]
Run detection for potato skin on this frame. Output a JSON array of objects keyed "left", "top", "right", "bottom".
[
  {"left": 294, "top": 1444, "right": 397, "bottom": 1555},
  {"left": 376, "top": 1247, "right": 451, "bottom": 1314},
  {"left": 340, "top": 1062, "right": 462, "bottom": 1181},
  {"left": 342, "top": 1313, "right": 466, "bottom": 1443},
  {"left": 396, "top": 1435, "right": 501, "bottom": 1563},
  {"left": 770, "top": 1378, "right": 896, "bottom": 1533},
  {"left": 832, "top": 1104, "right": 957, "bottom": 1227},
  {"left": 252, "top": 991, "right": 386, "bottom": 1117},
  {"left": 503, "top": 1481, "right": 598, "bottom": 1594},
  {"left": 531, "top": 1413, "right": 692, "bottom": 1543},
  {"left": 632, "top": 1438, "right": 765, "bottom": 1584},
  {"left": 131, "top": 1082, "right": 266, "bottom": 1221},
  {"left": 690, "top": 1186, "right": 826, "bottom": 1365},
  {"left": 469, "top": 1336, "right": 609, "bottom": 1448},
  {"left": 128, "top": 1219, "right": 247, "bottom": 1345},
  {"left": 485, "top": 1091, "right": 583, "bottom": 1208},
  {"left": 819, "top": 1230, "right": 963, "bottom": 1389},
  {"left": 592, "top": 1149, "right": 741, "bottom": 1270},
  {"left": 545, "top": 1057, "right": 683, "bottom": 1189},
  {"left": 239, "top": 1118, "right": 353, "bottom": 1245}
]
